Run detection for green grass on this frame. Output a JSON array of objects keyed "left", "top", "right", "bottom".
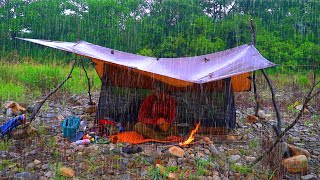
[
  {"left": 0, "top": 140, "right": 11, "bottom": 151},
  {"left": 0, "top": 60, "right": 101, "bottom": 103},
  {"left": 231, "top": 164, "right": 253, "bottom": 174},
  {"left": 249, "top": 138, "right": 260, "bottom": 149},
  {"left": 0, "top": 159, "right": 11, "bottom": 171}
]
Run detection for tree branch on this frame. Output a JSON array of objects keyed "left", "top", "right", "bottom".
[
  {"left": 27, "top": 60, "right": 76, "bottom": 122},
  {"left": 81, "top": 60, "right": 94, "bottom": 105},
  {"left": 251, "top": 80, "right": 320, "bottom": 166},
  {"left": 261, "top": 69, "right": 282, "bottom": 129}
]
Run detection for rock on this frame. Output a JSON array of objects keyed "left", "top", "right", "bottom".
[
  {"left": 308, "top": 137, "right": 317, "bottom": 142},
  {"left": 258, "top": 110, "right": 267, "bottom": 119},
  {"left": 45, "top": 171, "right": 54, "bottom": 178},
  {"left": 26, "top": 162, "right": 35, "bottom": 169},
  {"left": 229, "top": 155, "right": 241, "bottom": 163},
  {"left": 301, "top": 174, "right": 317, "bottom": 180},
  {"left": 209, "top": 144, "right": 219, "bottom": 156},
  {"left": 204, "top": 149, "right": 210, "bottom": 155},
  {"left": 203, "top": 137, "right": 211, "bottom": 143},
  {"left": 295, "top": 105, "right": 309, "bottom": 113},
  {"left": 168, "top": 172, "right": 179, "bottom": 180},
  {"left": 227, "top": 149, "right": 240, "bottom": 156},
  {"left": 252, "top": 122, "right": 262, "bottom": 129},
  {"left": 226, "top": 135, "right": 236, "bottom": 141},
  {"left": 168, "top": 146, "right": 185, "bottom": 158},
  {"left": 0, "top": 150, "right": 7, "bottom": 158},
  {"left": 46, "top": 113, "right": 55, "bottom": 119},
  {"left": 34, "top": 159, "right": 41, "bottom": 165},
  {"left": 245, "top": 156, "right": 256, "bottom": 162},
  {"left": 42, "top": 164, "right": 49, "bottom": 170},
  {"left": 14, "top": 172, "right": 36, "bottom": 179},
  {"left": 282, "top": 155, "right": 308, "bottom": 173},
  {"left": 60, "top": 166, "right": 75, "bottom": 177},
  {"left": 9, "top": 152, "right": 20, "bottom": 158},
  {"left": 117, "top": 173, "right": 132, "bottom": 180},
  {"left": 247, "top": 114, "right": 258, "bottom": 123},
  {"left": 39, "top": 176, "right": 48, "bottom": 180},
  {"left": 167, "top": 158, "right": 177, "bottom": 167},
  {"left": 288, "top": 144, "right": 310, "bottom": 158}
]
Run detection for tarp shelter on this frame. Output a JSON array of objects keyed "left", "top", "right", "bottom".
[{"left": 17, "top": 38, "right": 275, "bottom": 130}]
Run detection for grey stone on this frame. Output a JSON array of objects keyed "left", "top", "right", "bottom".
[
  {"left": 26, "top": 162, "right": 35, "bottom": 169},
  {"left": 167, "top": 158, "right": 177, "bottom": 167},
  {"left": 9, "top": 152, "right": 20, "bottom": 158},
  {"left": 140, "top": 169, "right": 148, "bottom": 177},
  {"left": 14, "top": 172, "right": 36, "bottom": 179},
  {"left": 42, "top": 164, "right": 50, "bottom": 170},
  {"left": 117, "top": 173, "right": 132, "bottom": 180},
  {"left": 209, "top": 144, "right": 219, "bottom": 156},
  {"left": 39, "top": 176, "right": 48, "bottom": 180},
  {"left": 0, "top": 150, "right": 7, "bottom": 158},
  {"left": 204, "top": 149, "right": 210, "bottom": 155},
  {"left": 301, "top": 174, "right": 317, "bottom": 180},
  {"left": 309, "top": 137, "right": 317, "bottom": 142},
  {"left": 46, "top": 114, "right": 55, "bottom": 118},
  {"left": 229, "top": 155, "right": 241, "bottom": 163},
  {"left": 44, "top": 171, "right": 54, "bottom": 178}
]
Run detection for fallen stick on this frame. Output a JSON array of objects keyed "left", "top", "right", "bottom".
[
  {"left": 251, "top": 80, "right": 320, "bottom": 166},
  {"left": 27, "top": 60, "right": 76, "bottom": 122}
]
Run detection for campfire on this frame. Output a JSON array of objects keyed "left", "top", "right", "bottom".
[{"left": 179, "top": 122, "right": 200, "bottom": 147}]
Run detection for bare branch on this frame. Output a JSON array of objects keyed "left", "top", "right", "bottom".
[
  {"left": 27, "top": 60, "right": 76, "bottom": 122},
  {"left": 251, "top": 80, "right": 320, "bottom": 165},
  {"left": 81, "top": 60, "right": 94, "bottom": 105},
  {"left": 261, "top": 69, "right": 282, "bottom": 129}
]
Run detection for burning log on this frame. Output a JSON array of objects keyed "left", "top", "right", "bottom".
[{"left": 179, "top": 122, "right": 200, "bottom": 147}]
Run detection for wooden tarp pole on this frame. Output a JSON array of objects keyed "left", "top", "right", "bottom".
[
  {"left": 250, "top": 19, "right": 282, "bottom": 129},
  {"left": 80, "top": 59, "right": 94, "bottom": 105},
  {"left": 249, "top": 19, "right": 260, "bottom": 117}
]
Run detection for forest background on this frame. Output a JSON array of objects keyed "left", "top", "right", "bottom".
[{"left": 0, "top": 0, "right": 319, "bottom": 101}]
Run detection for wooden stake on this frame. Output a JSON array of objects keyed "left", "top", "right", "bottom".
[{"left": 249, "top": 19, "right": 260, "bottom": 117}]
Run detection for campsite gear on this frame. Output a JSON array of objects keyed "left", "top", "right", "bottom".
[
  {"left": 19, "top": 38, "right": 275, "bottom": 131},
  {"left": 98, "top": 118, "right": 124, "bottom": 136},
  {"left": 109, "top": 131, "right": 180, "bottom": 144},
  {"left": 122, "top": 145, "right": 143, "bottom": 154},
  {"left": 6, "top": 108, "right": 13, "bottom": 117},
  {"left": 18, "top": 38, "right": 275, "bottom": 90},
  {"left": 79, "top": 121, "right": 87, "bottom": 132},
  {"left": 62, "top": 116, "right": 80, "bottom": 138},
  {"left": 0, "top": 114, "right": 26, "bottom": 138},
  {"left": 133, "top": 122, "right": 178, "bottom": 141},
  {"left": 96, "top": 137, "right": 110, "bottom": 144},
  {"left": 3, "top": 101, "right": 26, "bottom": 115},
  {"left": 68, "top": 131, "right": 85, "bottom": 142},
  {"left": 83, "top": 134, "right": 91, "bottom": 140},
  {"left": 76, "top": 139, "right": 91, "bottom": 145}
]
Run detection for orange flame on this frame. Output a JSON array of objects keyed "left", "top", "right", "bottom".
[{"left": 179, "top": 122, "right": 200, "bottom": 146}]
